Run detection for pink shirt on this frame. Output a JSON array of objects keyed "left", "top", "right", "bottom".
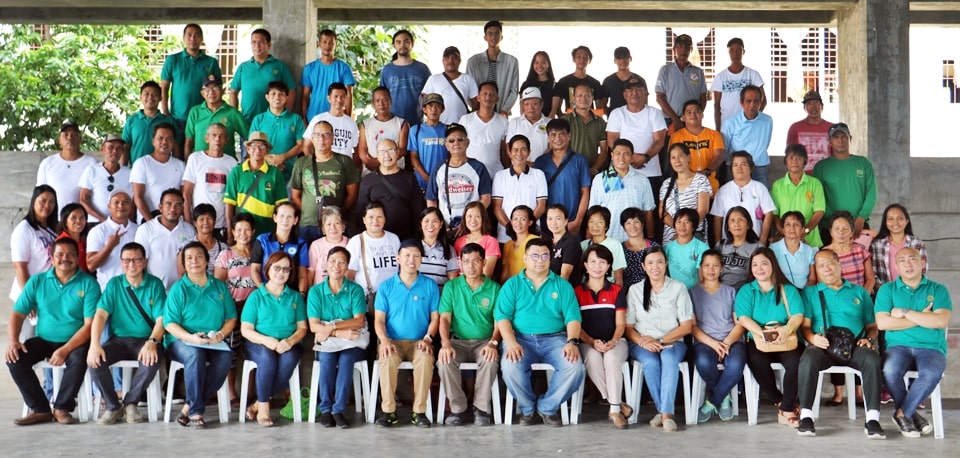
[
  {"left": 454, "top": 234, "right": 501, "bottom": 259},
  {"left": 309, "top": 236, "right": 349, "bottom": 285}
]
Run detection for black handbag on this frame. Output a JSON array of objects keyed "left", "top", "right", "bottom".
[{"left": 818, "top": 291, "right": 857, "bottom": 364}]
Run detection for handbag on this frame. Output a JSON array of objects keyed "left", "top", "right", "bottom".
[
  {"left": 818, "top": 290, "right": 857, "bottom": 364},
  {"left": 313, "top": 321, "right": 370, "bottom": 353},
  {"left": 754, "top": 289, "right": 799, "bottom": 353},
  {"left": 279, "top": 387, "right": 311, "bottom": 421}
]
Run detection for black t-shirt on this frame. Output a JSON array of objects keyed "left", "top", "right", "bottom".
[
  {"left": 602, "top": 72, "right": 642, "bottom": 113},
  {"left": 356, "top": 170, "right": 425, "bottom": 241},
  {"left": 546, "top": 231, "right": 583, "bottom": 284},
  {"left": 553, "top": 74, "right": 604, "bottom": 113}
]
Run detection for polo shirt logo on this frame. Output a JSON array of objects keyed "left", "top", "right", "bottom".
[
  {"left": 481, "top": 298, "right": 490, "bottom": 308},
  {"left": 551, "top": 292, "right": 558, "bottom": 299},
  {"left": 286, "top": 247, "right": 297, "bottom": 255},
  {"left": 265, "top": 182, "right": 273, "bottom": 190},
  {"left": 272, "top": 69, "right": 278, "bottom": 75},
  {"left": 853, "top": 298, "right": 860, "bottom": 305},
  {"left": 856, "top": 169, "right": 864, "bottom": 178},
  {"left": 805, "top": 191, "right": 813, "bottom": 203},
  {"left": 413, "top": 295, "right": 419, "bottom": 301},
  {"left": 77, "top": 290, "right": 85, "bottom": 297},
  {"left": 927, "top": 295, "right": 934, "bottom": 302}
]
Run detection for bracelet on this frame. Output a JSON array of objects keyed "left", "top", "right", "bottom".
[
  {"left": 784, "top": 326, "right": 793, "bottom": 335},
  {"left": 423, "top": 334, "right": 433, "bottom": 343},
  {"left": 215, "top": 331, "right": 225, "bottom": 340}
]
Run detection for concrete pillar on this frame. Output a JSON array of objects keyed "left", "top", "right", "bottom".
[
  {"left": 262, "top": 0, "right": 317, "bottom": 116},
  {"left": 837, "top": 0, "right": 910, "bottom": 207}
]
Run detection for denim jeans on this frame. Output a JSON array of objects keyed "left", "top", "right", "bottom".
[
  {"left": 316, "top": 348, "right": 365, "bottom": 414},
  {"left": 89, "top": 337, "right": 162, "bottom": 411},
  {"left": 882, "top": 345, "right": 946, "bottom": 417},
  {"left": 751, "top": 165, "right": 769, "bottom": 188},
  {"left": 692, "top": 341, "right": 747, "bottom": 407},
  {"left": 7, "top": 337, "right": 88, "bottom": 413},
  {"left": 168, "top": 340, "right": 233, "bottom": 416},
  {"left": 245, "top": 341, "right": 303, "bottom": 403},
  {"left": 628, "top": 340, "right": 688, "bottom": 415},
  {"left": 500, "top": 333, "right": 584, "bottom": 416}
]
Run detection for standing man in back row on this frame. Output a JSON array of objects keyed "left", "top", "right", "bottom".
[
  {"left": 656, "top": 34, "right": 707, "bottom": 133},
  {"left": 466, "top": 21, "right": 520, "bottom": 116},
  {"left": 160, "top": 24, "right": 222, "bottom": 146},
  {"left": 711, "top": 38, "right": 766, "bottom": 131},
  {"left": 302, "top": 29, "right": 356, "bottom": 121},
  {"left": 421, "top": 46, "right": 478, "bottom": 126},
  {"left": 380, "top": 30, "right": 431, "bottom": 127}
]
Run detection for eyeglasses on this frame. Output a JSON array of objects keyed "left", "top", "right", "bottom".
[
  {"left": 312, "top": 132, "right": 333, "bottom": 138},
  {"left": 247, "top": 144, "right": 267, "bottom": 151},
  {"left": 527, "top": 253, "right": 550, "bottom": 261},
  {"left": 121, "top": 257, "right": 144, "bottom": 264},
  {"left": 272, "top": 265, "right": 292, "bottom": 273},
  {"left": 377, "top": 148, "right": 397, "bottom": 156},
  {"left": 446, "top": 137, "right": 467, "bottom": 144}
]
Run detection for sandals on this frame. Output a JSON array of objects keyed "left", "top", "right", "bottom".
[
  {"left": 246, "top": 404, "right": 258, "bottom": 421},
  {"left": 177, "top": 412, "right": 189, "bottom": 427},
  {"left": 257, "top": 414, "right": 274, "bottom": 427},
  {"left": 778, "top": 410, "right": 800, "bottom": 428},
  {"left": 189, "top": 416, "right": 205, "bottom": 428}
]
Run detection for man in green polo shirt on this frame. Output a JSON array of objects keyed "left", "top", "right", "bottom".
[
  {"left": 224, "top": 131, "right": 288, "bottom": 238},
  {"left": 496, "top": 238, "right": 584, "bottom": 427},
  {"left": 437, "top": 243, "right": 501, "bottom": 426},
  {"left": 87, "top": 242, "right": 167, "bottom": 425},
  {"left": 251, "top": 81, "right": 305, "bottom": 184},
  {"left": 184, "top": 75, "right": 249, "bottom": 160},
  {"left": 229, "top": 28, "right": 296, "bottom": 126},
  {"left": 123, "top": 81, "right": 178, "bottom": 164},
  {"left": 796, "top": 249, "right": 884, "bottom": 439},
  {"left": 160, "top": 24, "right": 222, "bottom": 139},
  {"left": 875, "top": 247, "right": 952, "bottom": 438},
  {"left": 7, "top": 238, "right": 101, "bottom": 426}
]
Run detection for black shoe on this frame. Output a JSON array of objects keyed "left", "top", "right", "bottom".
[
  {"left": 412, "top": 412, "right": 431, "bottom": 428},
  {"left": 893, "top": 414, "right": 920, "bottom": 438},
  {"left": 318, "top": 411, "right": 335, "bottom": 427},
  {"left": 332, "top": 412, "right": 350, "bottom": 429},
  {"left": 375, "top": 411, "right": 398, "bottom": 427},
  {"left": 518, "top": 412, "right": 537, "bottom": 426},
  {"left": 797, "top": 417, "right": 816, "bottom": 437},
  {"left": 474, "top": 408, "right": 492, "bottom": 426},
  {"left": 912, "top": 412, "right": 933, "bottom": 436},
  {"left": 444, "top": 412, "right": 463, "bottom": 426},
  {"left": 540, "top": 412, "right": 563, "bottom": 427},
  {"left": 864, "top": 420, "right": 886, "bottom": 440}
]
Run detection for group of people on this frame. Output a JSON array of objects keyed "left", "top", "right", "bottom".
[{"left": 6, "top": 20, "right": 950, "bottom": 439}]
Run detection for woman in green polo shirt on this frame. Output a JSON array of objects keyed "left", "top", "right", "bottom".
[
  {"left": 240, "top": 251, "right": 307, "bottom": 427},
  {"left": 164, "top": 241, "right": 237, "bottom": 428}
]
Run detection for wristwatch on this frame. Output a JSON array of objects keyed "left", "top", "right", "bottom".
[
  {"left": 147, "top": 338, "right": 160, "bottom": 345},
  {"left": 487, "top": 339, "right": 499, "bottom": 347},
  {"left": 566, "top": 338, "right": 581, "bottom": 345}
]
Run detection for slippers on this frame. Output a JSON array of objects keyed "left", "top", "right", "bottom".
[
  {"left": 257, "top": 415, "right": 274, "bottom": 427},
  {"left": 778, "top": 411, "right": 799, "bottom": 428},
  {"left": 825, "top": 400, "right": 843, "bottom": 407},
  {"left": 189, "top": 416, "right": 205, "bottom": 428},
  {"left": 177, "top": 413, "right": 189, "bottom": 427},
  {"left": 246, "top": 405, "right": 258, "bottom": 421}
]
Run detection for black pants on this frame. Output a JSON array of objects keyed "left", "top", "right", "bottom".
[
  {"left": 746, "top": 339, "right": 803, "bottom": 412},
  {"left": 89, "top": 337, "right": 162, "bottom": 411},
  {"left": 798, "top": 345, "right": 881, "bottom": 411},
  {"left": 7, "top": 337, "right": 89, "bottom": 413}
]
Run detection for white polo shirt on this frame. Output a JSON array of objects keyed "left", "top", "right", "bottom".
[
  {"left": 491, "top": 167, "right": 548, "bottom": 242},
  {"left": 87, "top": 217, "right": 139, "bottom": 290},
  {"left": 134, "top": 218, "right": 196, "bottom": 291},
  {"left": 78, "top": 162, "right": 132, "bottom": 223},
  {"left": 506, "top": 114, "right": 550, "bottom": 163}
]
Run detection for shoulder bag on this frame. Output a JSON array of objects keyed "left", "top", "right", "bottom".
[{"left": 818, "top": 290, "right": 857, "bottom": 364}]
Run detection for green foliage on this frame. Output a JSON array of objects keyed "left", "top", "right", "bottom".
[
  {"left": 0, "top": 24, "right": 179, "bottom": 151},
  {"left": 317, "top": 24, "right": 427, "bottom": 121}
]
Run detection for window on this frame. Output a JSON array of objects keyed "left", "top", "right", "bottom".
[
  {"left": 770, "top": 28, "right": 789, "bottom": 103},
  {"left": 142, "top": 26, "right": 166, "bottom": 72},
  {"left": 944, "top": 60, "right": 959, "bottom": 103},
  {"left": 664, "top": 28, "right": 716, "bottom": 101},
  {"left": 216, "top": 24, "right": 238, "bottom": 80}
]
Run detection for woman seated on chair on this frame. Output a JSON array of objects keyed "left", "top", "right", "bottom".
[
  {"left": 307, "top": 246, "right": 368, "bottom": 428},
  {"left": 735, "top": 246, "right": 805, "bottom": 428},
  {"left": 240, "top": 251, "right": 308, "bottom": 427},
  {"left": 623, "top": 247, "right": 694, "bottom": 433},
  {"left": 690, "top": 249, "right": 745, "bottom": 423},
  {"left": 164, "top": 241, "right": 237, "bottom": 428}
]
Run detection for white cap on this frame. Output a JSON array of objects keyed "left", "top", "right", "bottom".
[{"left": 520, "top": 87, "right": 542, "bottom": 101}]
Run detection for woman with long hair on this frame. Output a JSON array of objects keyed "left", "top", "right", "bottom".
[
  {"left": 417, "top": 207, "right": 459, "bottom": 286},
  {"left": 714, "top": 206, "right": 761, "bottom": 290},
  {"left": 523, "top": 51, "right": 556, "bottom": 118},
  {"left": 659, "top": 142, "right": 711, "bottom": 243},
  {"left": 453, "top": 201, "right": 500, "bottom": 278},
  {"left": 870, "top": 203, "right": 927, "bottom": 290}
]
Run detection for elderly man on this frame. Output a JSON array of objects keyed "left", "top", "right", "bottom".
[
  {"left": 812, "top": 123, "right": 877, "bottom": 240},
  {"left": 79, "top": 134, "right": 131, "bottom": 224},
  {"left": 497, "top": 238, "right": 584, "bottom": 426},
  {"left": 374, "top": 240, "right": 440, "bottom": 428},
  {"left": 607, "top": 76, "right": 668, "bottom": 193},
  {"left": 875, "top": 247, "right": 952, "bottom": 438},
  {"left": 465, "top": 20, "right": 520, "bottom": 116},
  {"left": 437, "top": 243, "right": 501, "bottom": 426},
  {"left": 7, "top": 238, "right": 101, "bottom": 425},
  {"left": 786, "top": 90, "right": 833, "bottom": 173},
  {"left": 720, "top": 85, "right": 773, "bottom": 187},
  {"left": 37, "top": 120, "right": 99, "bottom": 214},
  {"left": 458, "top": 81, "right": 508, "bottom": 178},
  {"left": 655, "top": 33, "right": 707, "bottom": 131},
  {"left": 796, "top": 249, "right": 884, "bottom": 439},
  {"left": 564, "top": 83, "right": 608, "bottom": 176},
  {"left": 184, "top": 75, "right": 249, "bottom": 160},
  {"left": 86, "top": 190, "right": 139, "bottom": 291},
  {"left": 87, "top": 242, "right": 166, "bottom": 424},
  {"left": 507, "top": 87, "right": 551, "bottom": 162},
  {"left": 130, "top": 123, "right": 185, "bottom": 222},
  {"left": 224, "top": 132, "right": 289, "bottom": 237},
  {"left": 421, "top": 46, "right": 478, "bottom": 125},
  {"left": 710, "top": 38, "right": 766, "bottom": 130},
  {"left": 181, "top": 123, "right": 238, "bottom": 233},
  {"left": 426, "top": 123, "right": 493, "bottom": 227}
]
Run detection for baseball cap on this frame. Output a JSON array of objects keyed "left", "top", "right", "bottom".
[
  {"left": 60, "top": 119, "right": 80, "bottom": 132},
  {"left": 102, "top": 134, "right": 124, "bottom": 145},
  {"left": 802, "top": 90, "right": 823, "bottom": 104},
  {"left": 624, "top": 76, "right": 647, "bottom": 90},
  {"left": 727, "top": 37, "right": 745, "bottom": 48},
  {"left": 614, "top": 46, "right": 631, "bottom": 59},
  {"left": 445, "top": 123, "right": 467, "bottom": 138},
  {"left": 442, "top": 46, "right": 460, "bottom": 57},
  {"left": 422, "top": 93, "right": 444, "bottom": 108},
  {"left": 828, "top": 122, "right": 851, "bottom": 137},
  {"left": 201, "top": 74, "right": 222, "bottom": 88},
  {"left": 675, "top": 34, "right": 693, "bottom": 46},
  {"left": 520, "top": 87, "right": 542, "bottom": 101}
]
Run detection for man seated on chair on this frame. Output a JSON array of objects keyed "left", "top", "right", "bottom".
[
  {"left": 437, "top": 242, "right": 501, "bottom": 426},
  {"left": 87, "top": 242, "right": 167, "bottom": 424},
  {"left": 496, "top": 238, "right": 585, "bottom": 427},
  {"left": 875, "top": 247, "right": 952, "bottom": 438},
  {"left": 6, "top": 238, "right": 101, "bottom": 425},
  {"left": 374, "top": 239, "right": 440, "bottom": 428},
  {"left": 796, "top": 249, "right": 884, "bottom": 439}
]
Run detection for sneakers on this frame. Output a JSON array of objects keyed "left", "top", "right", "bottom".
[
  {"left": 375, "top": 411, "right": 398, "bottom": 427},
  {"left": 718, "top": 395, "right": 735, "bottom": 422},
  {"left": 912, "top": 412, "right": 933, "bottom": 436},
  {"left": 97, "top": 408, "right": 124, "bottom": 425},
  {"left": 797, "top": 417, "right": 816, "bottom": 437},
  {"left": 412, "top": 412, "right": 431, "bottom": 428},
  {"left": 473, "top": 408, "right": 492, "bottom": 426},
  {"left": 540, "top": 412, "right": 563, "bottom": 427},
  {"left": 124, "top": 404, "right": 143, "bottom": 424},
  {"left": 698, "top": 400, "right": 717, "bottom": 424},
  {"left": 662, "top": 418, "right": 678, "bottom": 432},
  {"left": 619, "top": 403, "right": 634, "bottom": 419},
  {"left": 318, "top": 411, "right": 335, "bottom": 427},
  {"left": 893, "top": 414, "right": 921, "bottom": 438},
  {"left": 444, "top": 412, "right": 463, "bottom": 426},
  {"left": 609, "top": 412, "right": 628, "bottom": 429},
  {"left": 332, "top": 412, "right": 350, "bottom": 429},
  {"left": 518, "top": 412, "right": 536, "bottom": 426},
  {"left": 649, "top": 413, "right": 663, "bottom": 427},
  {"left": 865, "top": 420, "right": 887, "bottom": 439},
  {"left": 880, "top": 389, "right": 893, "bottom": 404}
]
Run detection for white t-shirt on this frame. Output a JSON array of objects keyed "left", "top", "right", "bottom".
[
  {"left": 459, "top": 112, "right": 509, "bottom": 178},
  {"left": 36, "top": 153, "right": 99, "bottom": 214},
  {"left": 304, "top": 112, "right": 359, "bottom": 158},
  {"left": 134, "top": 218, "right": 196, "bottom": 291},
  {"left": 181, "top": 151, "right": 238, "bottom": 228},
  {"left": 506, "top": 115, "right": 550, "bottom": 163},
  {"left": 346, "top": 231, "right": 400, "bottom": 294},
  {"left": 709, "top": 179, "right": 777, "bottom": 238},
  {"left": 129, "top": 154, "right": 185, "bottom": 215},
  {"left": 710, "top": 66, "right": 765, "bottom": 127},
  {"left": 606, "top": 105, "right": 668, "bottom": 177},
  {"left": 361, "top": 116, "right": 406, "bottom": 176},
  {"left": 87, "top": 217, "right": 139, "bottom": 290},
  {"left": 9, "top": 220, "right": 56, "bottom": 300},
  {"left": 491, "top": 167, "right": 548, "bottom": 242},
  {"left": 78, "top": 163, "right": 132, "bottom": 222},
  {"left": 421, "top": 72, "right": 479, "bottom": 125}
]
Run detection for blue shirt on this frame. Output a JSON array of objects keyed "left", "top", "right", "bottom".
[
  {"left": 407, "top": 122, "right": 448, "bottom": 189},
  {"left": 379, "top": 60, "right": 432, "bottom": 126},
  {"left": 374, "top": 273, "right": 440, "bottom": 340},
  {"left": 721, "top": 111, "right": 773, "bottom": 167},
  {"left": 770, "top": 240, "right": 817, "bottom": 289},
  {"left": 14, "top": 269, "right": 100, "bottom": 342},
  {"left": 251, "top": 232, "right": 311, "bottom": 280},
  {"left": 301, "top": 58, "right": 356, "bottom": 121},
  {"left": 534, "top": 150, "right": 591, "bottom": 224}
]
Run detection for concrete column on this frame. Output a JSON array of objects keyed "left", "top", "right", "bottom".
[
  {"left": 262, "top": 0, "right": 317, "bottom": 116},
  {"left": 837, "top": 0, "right": 910, "bottom": 207}
]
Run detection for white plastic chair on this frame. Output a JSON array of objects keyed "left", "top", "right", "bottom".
[
  {"left": 163, "top": 360, "right": 231, "bottom": 423},
  {"left": 308, "top": 360, "right": 369, "bottom": 423},
  {"left": 903, "top": 370, "right": 945, "bottom": 439},
  {"left": 623, "top": 360, "right": 692, "bottom": 425},
  {"left": 367, "top": 360, "right": 433, "bottom": 424},
  {"left": 21, "top": 361, "right": 93, "bottom": 422},
  {"left": 691, "top": 366, "right": 739, "bottom": 424},
  {"left": 811, "top": 366, "right": 864, "bottom": 420},
  {"left": 436, "top": 362, "right": 502, "bottom": 425},
  {"left": 744, "top": 363, "right": 785, "bottom": 425},
  {"left": 504, "top": 363, "right": 586, "bottom": 425},
  {"left": 91, "top": 360, "right": 163, "bottom": 422},
  {"left": 238, "top": 359, "right": 302, "bottom": 423}
]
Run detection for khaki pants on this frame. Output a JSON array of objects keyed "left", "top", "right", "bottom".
[
  {"left": 437, "top": 339, "right": 499, "bottom": 415},
  {"left": 379, "top": 340, "right": 435, "bottom": 414},
  {"left": 580, "top": 339, "right": 628, "bottom": 405}
]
